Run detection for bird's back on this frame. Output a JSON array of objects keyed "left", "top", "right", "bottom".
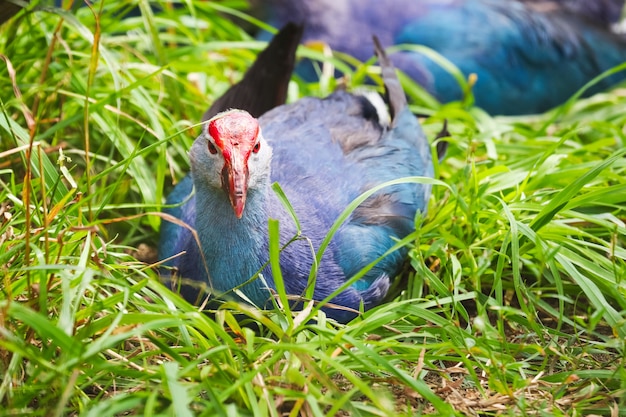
[{"left": 264, "top": 90, "right": 431, "bottom": 225}]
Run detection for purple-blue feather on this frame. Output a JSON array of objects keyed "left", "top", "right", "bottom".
[{"left": 255, "top": 0, "right": 626, "bottom": 115}]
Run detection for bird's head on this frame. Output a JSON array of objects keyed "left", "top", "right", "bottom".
[{"left": 190, "top": 110, "right": 272, "bottom": 218}]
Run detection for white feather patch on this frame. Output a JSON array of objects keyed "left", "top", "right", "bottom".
[{"left": 352, "top": 87, "right": 391, "bottom": 128}]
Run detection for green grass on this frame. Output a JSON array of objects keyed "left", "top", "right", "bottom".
[{"left": 1, "top": 1, "right": 626, "bottom": 415}]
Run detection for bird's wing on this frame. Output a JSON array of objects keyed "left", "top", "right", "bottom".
[{"left": 257, "top": 93, "right": 428, "bottom": 319}]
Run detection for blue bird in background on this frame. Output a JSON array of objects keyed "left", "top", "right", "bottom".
[
  {"left": 159, "top": 23, "right": 436, "bottom": 323},
  {"left": 251, "top": 0, "right": 626, "bottom": 115}
]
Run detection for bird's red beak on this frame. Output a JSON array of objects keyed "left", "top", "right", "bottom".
[{"left": 222, "top": 149, "right": 248, "bottom": 219}]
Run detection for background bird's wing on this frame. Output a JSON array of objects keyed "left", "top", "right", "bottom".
[
  {"left": 251, "top": 0, "right": 626, "bottom": 115},
  {"left": 394, "top": 0, "right": 626, "bottom": 113}
]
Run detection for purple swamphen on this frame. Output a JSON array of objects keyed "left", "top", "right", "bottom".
[
  {"left": 159, "top": 24, "right": 435, "bottom": 323},
  {"left": 253, "top": 0, "right": 626, "bottom": 115}
]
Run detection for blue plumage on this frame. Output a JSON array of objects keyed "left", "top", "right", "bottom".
[
  {"left": 254, "top": 0, "right": 626, "bottom": 115},
  {"left": 159, "top": 28, "right": 433, "bottom": 322}
]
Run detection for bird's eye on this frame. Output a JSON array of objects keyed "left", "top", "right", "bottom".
[
  {"left": 252, "top": 142, "right": 261, "bottom": 154},
  {"left": 207, "top": 141, "right": 218, "bottom": 155}
]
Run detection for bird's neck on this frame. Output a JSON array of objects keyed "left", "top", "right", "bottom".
[{"left": 195, "top": 186, "right": 274, "bottom": 307}]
